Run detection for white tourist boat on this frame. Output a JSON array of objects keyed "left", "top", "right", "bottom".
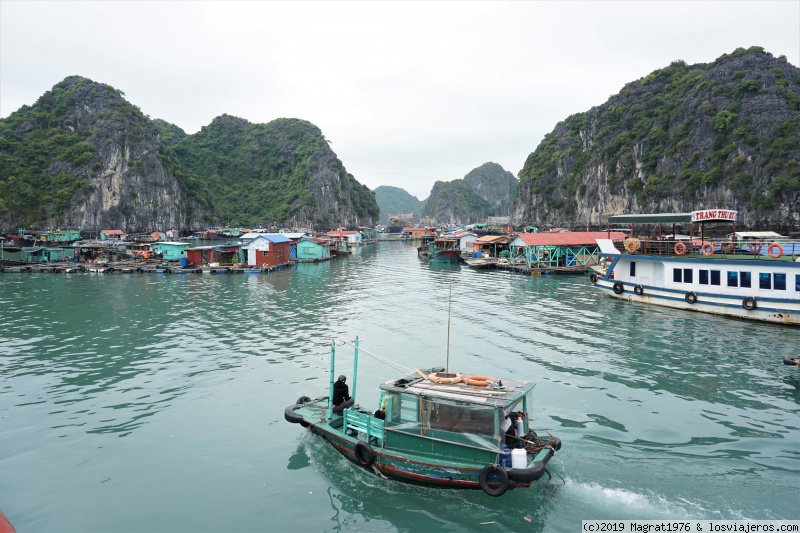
[{"left": 591, "top": 209, "right": 800, "bottom": 326}]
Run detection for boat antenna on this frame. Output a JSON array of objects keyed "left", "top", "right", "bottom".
[{"left": 446, "top": 282, "right": 452, "bottom": 372}]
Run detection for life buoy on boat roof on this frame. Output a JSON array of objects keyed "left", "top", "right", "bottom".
[
  {"left": 463, "top": 375, "right": 496, "bottom": 387},
  {"left": 767, "top": 242, "right": 783, "bottom": 258},
  {"left": 427, "top": 372, "right": 463, "bottom": 384},
  {"left": 674, "top": 242, "right": 687, "bottom": 256},
  {"left": 701, "top": 243, "right": 714, "bottom": 256},
  {"left": 749, "top": 241, "right": 762, "bottom": 253}
]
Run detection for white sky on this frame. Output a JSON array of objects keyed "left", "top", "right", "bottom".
[{"left": 1, "top": 1, "right": 798, "bottom": 200}]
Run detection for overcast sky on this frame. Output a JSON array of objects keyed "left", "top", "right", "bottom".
[{"left": 1, "top": 1, "right": 798, "bottom": 199}]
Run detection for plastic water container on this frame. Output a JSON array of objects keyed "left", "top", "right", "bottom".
[
  {"left": 511, "top": 448, "right": 527, "bottom": 469},
  {"left": 499, "top": 447, "right": 512, "bottom": 468},
  {"left": 179, "top": 257, "right": 189, "bottom": 267}
]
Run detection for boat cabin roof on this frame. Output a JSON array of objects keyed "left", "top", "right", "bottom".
[{"left": 379, "top": 368, "right": 534, "bottom": 409}]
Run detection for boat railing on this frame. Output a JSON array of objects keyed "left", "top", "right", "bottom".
[
  {"left": 343, "top": 408, "right": 384, "bottom": 445},
  {"left": 618, "top": 236, "right": 800, "bottom": 261}
]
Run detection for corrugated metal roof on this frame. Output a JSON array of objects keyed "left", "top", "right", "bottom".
[
  {"left": 513, "top": 232, "right": 627, "bottom": 246},
  {"left": 475, "top": 235, "right": 510, "bottom": 244}
]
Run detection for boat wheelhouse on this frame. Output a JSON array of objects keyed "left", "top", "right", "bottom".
[
  {"left": 425, "top": 237, "right": 462, "bottom": 263},
  {"left": 591, "top": 210, "right": 800, "bottom": 326},
  {"left": 285, "top": 339, "right": 561, "bottom": 496}
]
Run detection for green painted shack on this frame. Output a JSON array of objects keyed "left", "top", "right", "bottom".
[
  {"left": 152, "top": 241, "right": 190, "bottom": 261},
  {"left": 296, "top": 238, "right": 331, "bottom": 262}
]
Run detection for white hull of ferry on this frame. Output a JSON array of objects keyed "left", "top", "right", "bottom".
[{"left": 593, "top": 254, "right": 800, "bottom": 326}]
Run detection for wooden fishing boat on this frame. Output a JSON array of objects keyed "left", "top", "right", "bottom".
[
  {"left": 425, "top": 237, "right": 462, "bottom": 263},
  {"left": 285, "top": 339, "right": 561, "bottom": 496}
]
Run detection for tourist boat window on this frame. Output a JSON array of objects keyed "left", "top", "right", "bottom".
[
  {"left": 760, "top": 272, "right": 772, "bottom": 290},
  {"left": 711, "top": 270, "right": 721, "bottom": 285},
  {"left": 795, "top": 275, "right": 800, "bottom": 291},
  {"left": 630, "top": 262, "right": 636, "bottom": 277},
  {"left": 727, "top": 271, "right": 738, "bottom": 287},
  {"left": 774, "top": 273, "right": 786, "bottom": 291},
  {"left": 699, "top": 269, "right": 708, "bottom": 285},
  {"left": 740, "top": 271, "right": 752, "bottom": 288}
]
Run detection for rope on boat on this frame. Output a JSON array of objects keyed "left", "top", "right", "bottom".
[{"left": 336, "top": 338, "right": 414, "bottom": 375}]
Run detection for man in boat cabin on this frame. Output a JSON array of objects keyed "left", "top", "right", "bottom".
[{"left": 332, "top": 375, "right": 354, "bottom": 414}]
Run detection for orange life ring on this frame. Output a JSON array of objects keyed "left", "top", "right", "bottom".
[
  {"left": 701, "top": 243, "right": 714, "bottom": 256},
  {"left": 673, "top": 242, "right": 687, "bottom": 256},
  {"left": 749, "top": 241, "right": 762, "bottom": 253},
  {"left": 721, "top": 242, "right": 734, "bottom": 253},
  {"left": 624, "top": 238, "right": 641, "bottom": 253},
  {"left": 427, "top": 372, "right": 463, "bottom": 384},
  {"left": 463, "top": 375, "right": 496, "bottom": 387},
  {"left": 767, "top": 242, "right": 783, "bottom": 258}
]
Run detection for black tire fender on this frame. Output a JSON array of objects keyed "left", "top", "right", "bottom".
[
  {"left": 612, "top": 281, "right": 624, "bottom": 295},
  {"left": 354, "top": 440, "right": 376, "bottom": 467},
  {"left": 508, "top": 461, "right": 546, "bottom": 483},
  {"left": 589, "top": 273, "right": 598, "bottom": 283},
  {"left": 685, "top": 291, "right": 697, "bottom": 304},
  {"left": 479, "top": 464, "right": 509, "bottom": 497},
  {"left": 284, "top": 404, "right": 304, "bottom": 424},
  {"left": 634, "top": 284, "right": 644, "bottom": 296},
  {"left": 296, "top": 396, "right": 311, "bottom": 405},
  {"left": 742, "top": 296, "right": 756, "bottom": 311}
]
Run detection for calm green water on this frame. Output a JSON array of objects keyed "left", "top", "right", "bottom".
[{"left": 2, "top": 240, "right": 799, "bottom": 532}]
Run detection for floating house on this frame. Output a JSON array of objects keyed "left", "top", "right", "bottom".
[
  {"left": 152, "top": 242, "right": 191, "bottom": 261},
  {"left": 241, "top": 234, "right": 292, "bottom": 268},
  {"left": 38, "top": 229, "right": 82, "bottom": 244},
  {"left": 326, "top": 230, "right": 362, "bottom": 247},
  {"left": 510, "top": 232, "right": 627, "bottom": 268},
  {"left": 296, "top": 238, "right": 332, "bottom": 262},
  {"left": 472, "top": 235, "right": 511, "bottom": 258},
  {"left": 401, "top": 227, "right": 435, "bottom": 239},
  {"left": 20, "top": 246, "right": 70, "bottom": 262},
  {"left": 100, "top": 229, "right": 125, "bottom": 241},
  {"left": 185, "top": 244, "right": 241, "bottom": 266}
]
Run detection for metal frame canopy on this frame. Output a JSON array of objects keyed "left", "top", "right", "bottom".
[{"left": 608, "top": 209, "right": 737, "bottom": 225}]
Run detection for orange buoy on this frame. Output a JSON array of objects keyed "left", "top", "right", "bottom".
[
  {"left": 767, "top": 242, "right": 783, "bottom": 258},
  {"left": 673, "top": 242, "right": 687, "bottom": 256},
  {"left": 427, "top": 372, "right": 463, "bottom": 384},
  {"left": 701, "top": 243, "right": 714, "bottom": 256},
  {"left": 463, "top": 375, "right": 496, "bottom": 387}
]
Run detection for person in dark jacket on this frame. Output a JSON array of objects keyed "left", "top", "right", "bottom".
[{"left": 332, "top": 375, "right": 354, "bottom": 414}]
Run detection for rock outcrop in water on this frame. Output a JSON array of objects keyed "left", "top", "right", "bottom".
[
  {"left": 0, "top": 76, "right": 378, "bottom": 232},
  {"left": 512, "top": 47, "right": 800, "bottom": 231}
]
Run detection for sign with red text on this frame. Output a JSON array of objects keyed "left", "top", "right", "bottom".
[{"left": 691, "top": 209, "right": 737, "bottom": 222}]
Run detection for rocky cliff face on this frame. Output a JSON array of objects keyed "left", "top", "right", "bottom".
[
  {"left": 421, "top": 162, "right": 518, "bottom": 224},
  {"left": 0, "top": 76, "right": 378, "bottom": 232},
  {"left": 513, "top": 47, "right": 800, "bottom": 231},
  {"left": 0, "top": 76, "right": 207, "bottom": 232}
]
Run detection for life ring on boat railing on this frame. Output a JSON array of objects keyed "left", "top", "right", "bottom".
[
  {"left": 701, "top": 243, "right": 714, "bottom": 256},
  {"left": 624, "top": 237, "right": 641, "bottom": 253},
  {"left": 479, "top": 464, "right": 509, "bottom": 497},
  {"left": 742, "top": 296, "right": 757, "bottom": 311},
  {"left": 767, "top": 242, "right": 783, "bottom": 258},
  {"left": 685, "top": 291, "right": 697, "bottom": 304},
  {"left": 589, "top": 272, "right": 598, "bottom": 283},
  {"left": 673, "top": 242, "right": 687, "bottom": 256},
  {"left": 748, "top": 241, "right": 762, "bottom": 254},
  {"left": 427, "top": 372, "right": 463, "bottom": 384},
  {"left": 612, "top": 281, "right": 624, "bottom": 295},
  {"left": 463, "top": 375, "right": 495, "bottom": 387},
  {"left": 721, "top": 242, "right": 734, "bottom": 253},
  {"left": 354, "top": 440, "right": 376, "bottom": 467},
  {"left": 634, "top": 284, "right": 644, "bottom": 296}
]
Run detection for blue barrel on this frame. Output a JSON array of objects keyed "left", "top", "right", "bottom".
[{"left": 179, "top": 257, "right": 189, "bottom": 267}]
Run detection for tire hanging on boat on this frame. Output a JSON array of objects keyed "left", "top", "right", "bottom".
[
  {"left": 612, "top": 281, "right": 624, "bottom": 295},
  {"left": 685, "top": 291, "right": 697, "bottom": 304},
  {"left": 479, "top": 464, "right": 509, "bottom": 497},
  {"left": 589, "top": 273, "right": 598, "bottom": 283},
  {"left": 284, "top": 404, "right": 304, "bottom": 424},
  {"left": 296, "top": 396, "right": 311, "bottom": 405},
  {"left": 634, "top": 284, "right": 644, "bottom": 296},
  {"left": 742, "top": 296, "right": 757, "bottom": 311},
  {"left": 354, "top": 440, "right": 376, "bottom": 467}
]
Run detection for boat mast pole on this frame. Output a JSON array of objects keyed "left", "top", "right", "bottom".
[
  {"left": 352, "top": 336, "right": 359, "bottom": 402},
  {"left": 446, "top": 283, "right": 452, "bottom": 373},
  {"left": 327, "top": 339, "right": 335, "bottom": 420}
]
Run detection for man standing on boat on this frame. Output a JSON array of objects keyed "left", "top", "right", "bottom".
[{"left": 332, "top": 375, "right": 354, "bottom": 413}]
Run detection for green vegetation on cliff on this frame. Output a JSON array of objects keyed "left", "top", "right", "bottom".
[{"left": 373, "top": 186, "right": 423, "bottom": 224}]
